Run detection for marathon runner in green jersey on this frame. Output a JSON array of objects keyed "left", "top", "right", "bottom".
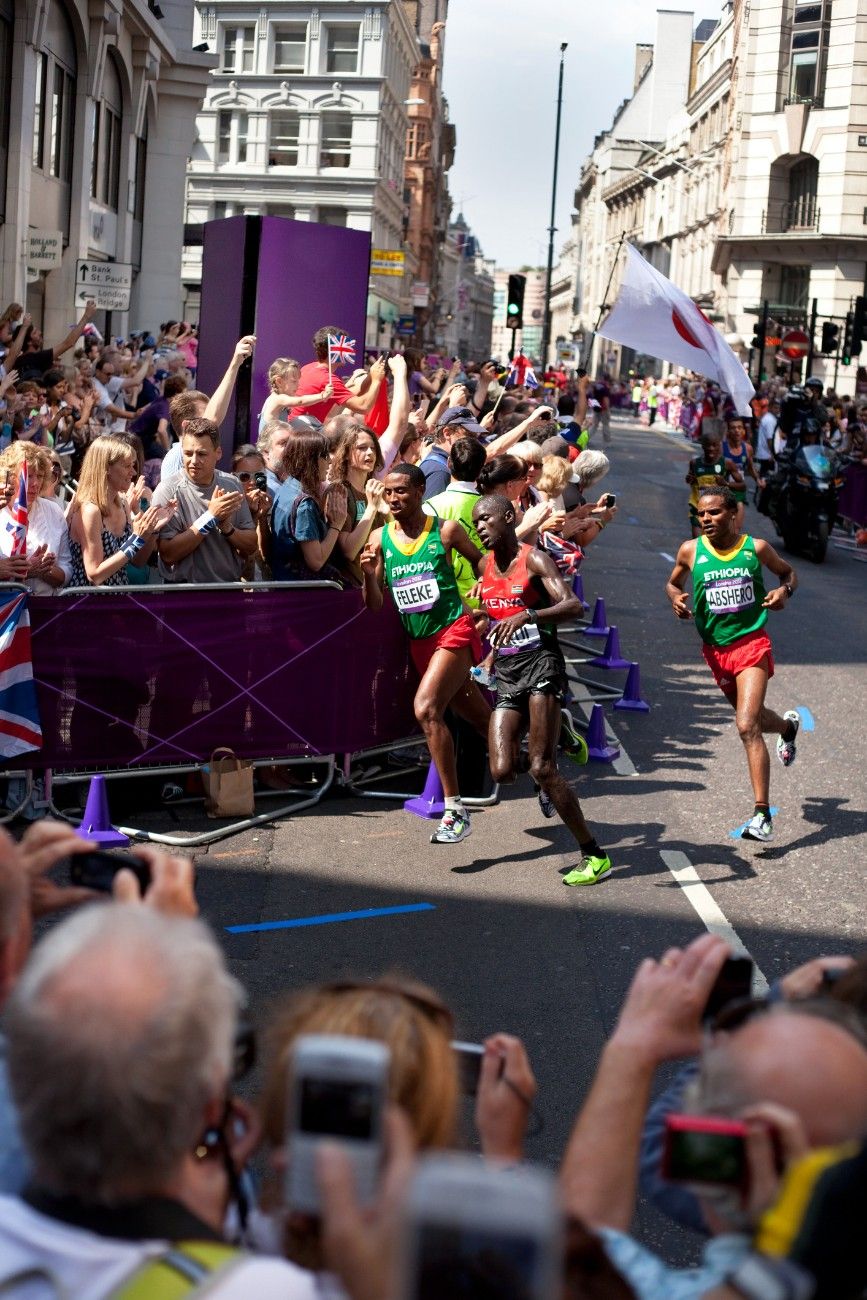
[
  {"left": 361, "top": 463, "right": 491, "bottom": 845},
  {"left": 666, "top": 485, "right": 801, "bottom": 843}
]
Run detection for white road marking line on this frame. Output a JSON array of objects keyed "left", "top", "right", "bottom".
[
  {"left": 575, "top": 696, "right": 637, "bottom": 776},
  {"left": 660, "top": 551, "right": 675, "bottom": 563},
  {"left": 660, "top": 850, "right": 769, "bottom": 994}
]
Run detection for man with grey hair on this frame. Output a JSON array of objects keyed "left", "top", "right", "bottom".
[
  {"left": 257, "top": 417, "right": 295, "bottom": 498},
  {"left": 560, "top": 933, "right": 867, "bottom": 1299},
  {"left": 0, "top": 901, "right": 318, "bottom": 1298}
]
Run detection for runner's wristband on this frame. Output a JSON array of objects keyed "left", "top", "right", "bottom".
[
  {"left": 783, "top": 582, "right": 794, "bottom": 598},
  {"left": 192, "top": 512, "right": 219, "bottom": 535},
  {"left": 120, "top": 534, "right": 147, "bottom": 560}
]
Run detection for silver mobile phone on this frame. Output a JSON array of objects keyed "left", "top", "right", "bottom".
[
  {"left": 286, "top": 1034, "right": 389, "bottom": 1214},
  {"left": 402, "top": 1154, "right": 562, "bottom": 1300}
]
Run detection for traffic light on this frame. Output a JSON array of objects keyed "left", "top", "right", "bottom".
[
  {"left": 506, "top": 273, "right": 526, "bottom": 330},
  {"left": 820, "top": 321, "right": 839, "bottom": 354},
  {"left": 751, "top": 320, "right": 764, "bottom": 351},
  {"left": 852, "top": 295, "right": 866, "bottom": 359},
  {"left": 842, "top": 312, "right": 855, "bottom": 366}
]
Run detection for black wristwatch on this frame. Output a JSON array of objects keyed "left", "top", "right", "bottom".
[
  {"left": 725, "top": 1254, "right": 814, "bottom": 1300},
  {"left": 223, "top": 526, "right": 236, "bottom": 539},
  {"left": 524, "top": 609, "right": 538, "bottom": 624},
  {"left": 783, "top": 582, "right": 794, "bottom": 598}
]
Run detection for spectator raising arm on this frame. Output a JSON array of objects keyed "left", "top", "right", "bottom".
[
  {"left": 560, "top": 933, "right": 730, "bottom": 1231},
  {"left": 377, "top": 353, "right": 412, "bottom": 475},
  {"left": 485, "top": 406, "right": 556, "bottom": 460},
  {"left": 204, "top": 334, "right": 256, "bottom": 428},
  {"left": 341, "top": 355, "right": 386, "bottom": 417}
]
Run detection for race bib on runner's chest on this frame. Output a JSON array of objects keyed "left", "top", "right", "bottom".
[
  {"left": 497, "top": 623, "right": 543, "bottom": 656},
  {"left": 704, "top": 575, "right": 755, "bottom": 613},
  {"left": 393, "top": 570, "right": 440, "bottom": 613}
]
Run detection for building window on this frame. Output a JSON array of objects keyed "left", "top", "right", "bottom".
[
  {"left": 221, "top": 25, "right": 255, "bottom": 73},
  {"left": 318, "top": 206, "right": 346, "bottom": 226},
  {"left": 779, "top": 264, "right": 811, "bottom": 311},
  {"left": 216, "top": 110, "right": 248, "bottom": 165},
  {"left": 273, "top": 24, "right": 306, "bottom": 73},
  {"left": 320, "top": 112, "right": 352, "bottom": 167},
  {"left": 33, "top": 53, "right": 47, "bottom": 168},
  {"left": 325, "top": 25, "right": 360, "bottom": 73},
  {"left": 129, "top": 123, "right": 147, "bottom": 219},
  {"left": 787, "top": 156, "right": 819, "bottom": 229},
  {"left": 31, "top": 2, "right": 76, "bottom": 183},
  {"left": 91, "top": 54, "right": 123, "bottom": 209},
  {"left": 0, "top": 0, "right": 11, "bottom": 221},
  {"left": 269, "top": 110, "right": 299, "bottom": 166},
  {"left": 787, "top": 0, "right": 829, "bottom": 103}
]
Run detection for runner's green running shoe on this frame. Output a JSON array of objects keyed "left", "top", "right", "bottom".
[
  {"left": 563, "top": 854, "right": 612, "bottom": 887},
  {"left": 560, "top": 708, "right": 589, "bottom": 765}
]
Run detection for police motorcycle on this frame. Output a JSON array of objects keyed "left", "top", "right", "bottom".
[{"left": 761, "top": 382, "right": 846, "bottom": 563}]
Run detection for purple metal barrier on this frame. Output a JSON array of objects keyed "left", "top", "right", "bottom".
[
  {"left": 838, "top": 461, "right": 867, "bottom": 528},
  {"left": 19, "top": 585, "right": 417, "bottom": 773}
]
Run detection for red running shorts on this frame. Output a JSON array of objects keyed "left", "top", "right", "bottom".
[
  {"left": 409, "top": 612, "right": 483, "bottom": 678},
  {"left": 702, "top": 629, "right": 775, "bottom": 692}
]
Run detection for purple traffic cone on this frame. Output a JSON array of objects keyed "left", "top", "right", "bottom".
[
  {"left": 404, "top": 759, "right": 445, "bottom": 820},
  {"left": 572, "top": 571, "right": 590, "bottom": 612},
  {"left": 583, "top": 596, "right": 610, "bottom": 637},
  {"left": 586, "top": 704, "right": 620, "bottom": 763},
  {"left": 76, "top": 775, "right": 130, "bottom": 847},
  {"left": 589, "top": 625, "right": 632, "bottom": 670},
  {"left": 614, "top": 662, "right": 650, "bottom": 712}
]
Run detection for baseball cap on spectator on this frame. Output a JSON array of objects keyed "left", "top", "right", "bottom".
[
  {"left": 154, "top": 369, "right": 169, "bottom": 381},
  {"left": 289, "top": 414, "right": 324, "bottom": 434},
  {"left": 436, "top": 406, "right": 486, "bottom": 436},
  {"left": 142, "top": 334, "right": 156, "bottom": 348}
]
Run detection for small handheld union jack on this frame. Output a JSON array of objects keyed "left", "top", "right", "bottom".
[
  {"left": 6, "top": 465, "right": 28, "bottom": 558},
  {"left": 327, "top": 333, "right": 356, "bottom": 368}
]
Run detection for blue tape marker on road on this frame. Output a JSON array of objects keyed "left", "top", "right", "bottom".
[
  {"left": 729, "top": 808, "right": 779, "bottom": 839},
  {"left": 226, "top": 902, "right": 435, "bottom": 935},
  {"left": 796, "top": 707, "right": 815, "bottom": 732}
]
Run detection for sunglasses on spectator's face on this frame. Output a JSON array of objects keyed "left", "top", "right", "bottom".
[{"left": 236, "top": 471, "right": 253, "bottom": 482}]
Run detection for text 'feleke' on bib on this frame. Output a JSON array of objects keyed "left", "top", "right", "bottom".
[{"left": 393, "top": 570, "right": 440, "bottom": 613}]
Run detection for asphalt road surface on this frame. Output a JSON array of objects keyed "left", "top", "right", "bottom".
[{"left": 130, "top": 412, "right": 867, "bottom": 1263}]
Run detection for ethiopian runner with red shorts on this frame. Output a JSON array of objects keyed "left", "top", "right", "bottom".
[
  {"left": 666, "top": 485, "right": 801, "bottom": 843},
  {"left": 361, "top": 462, "right": 490, "bottom": 844}
]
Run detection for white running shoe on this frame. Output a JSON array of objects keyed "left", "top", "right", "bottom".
[
  {"left": 536, "top": 785, "right": 556, "bottom": 819},
  {"left": 776, "top": 711, "right": 800, "bottom": 767},
  {"left": 430, "top": 808, "right": 472, "bottom": 844},
  {"left": 741, "top": 812, "right": 773, "bottom": 842}
]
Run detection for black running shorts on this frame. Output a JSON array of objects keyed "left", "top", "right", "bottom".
[{"left": 494, "top": 647, "right": 569, "bottom": 714}]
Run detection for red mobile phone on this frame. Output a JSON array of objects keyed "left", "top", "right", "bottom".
[{"left": 662, "top": 1114, "right": 749, "bottom": 1190}]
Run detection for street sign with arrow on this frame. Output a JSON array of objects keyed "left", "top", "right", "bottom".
[{"left": 75, "top": 260, "right": 133, "bottom": 311}]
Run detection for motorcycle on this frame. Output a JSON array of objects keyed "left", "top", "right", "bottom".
[{"left": 766, "top": 442, "right": 846, "bottom": 563}]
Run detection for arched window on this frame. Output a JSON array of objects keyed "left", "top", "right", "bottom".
[
  {"left": 32, "top": 0, "right": 76, "bottom": 181},
  {"left": 787, "top": 156, "right": 818, "bottom": 229},
  {"left": 91, "top": 53, "right": 123, "bottom": 209}
]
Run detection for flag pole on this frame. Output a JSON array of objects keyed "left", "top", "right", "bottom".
[{"left": 582, "top": 231, "right": 627, "bottom": 371}]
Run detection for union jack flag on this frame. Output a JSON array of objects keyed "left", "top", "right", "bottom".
[
  {"left": 328, "top": 333, "right": 356, "bottom": 367},
  {"left": 524, "top": 366, "right": 540, "bottom": 390},
  {"left": 0, "top": 592, "right": 42, "bottom": 759},
  {"left": 5, "top": 465, "right": 28, "bottom": 557}
]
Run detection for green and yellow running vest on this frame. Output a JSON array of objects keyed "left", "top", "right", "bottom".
[
  {"left": 381, "top": 516, "right": 465, "bottom": 639},
  {"left": 692, "top": 534, "right": 768, "bottom": 647}
]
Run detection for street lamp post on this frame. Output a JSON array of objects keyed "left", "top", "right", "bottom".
[{"left": 541, "top": 42, "right": 567, "bottom": 375}]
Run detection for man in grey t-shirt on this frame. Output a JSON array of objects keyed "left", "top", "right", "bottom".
[{"left": 152, "top": 418, "right": 257, "bottom": 583}]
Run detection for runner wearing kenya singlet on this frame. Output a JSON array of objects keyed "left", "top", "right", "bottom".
[
  {"left": 361, "top": 463, "right": 491, "bottom": 845},
  {"left": 666, "top": 485, "right": 801, "bottom": 844},
  {"left": 473, "top": 494, "right": 612, "bottom": 887}
]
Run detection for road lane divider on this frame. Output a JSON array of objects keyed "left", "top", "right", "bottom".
[
  {"left": 226, "top": 902, "right": 436, "bottom": 935},
  {"left": 660, "top": 850, "right": 769, "bottom": 994}
]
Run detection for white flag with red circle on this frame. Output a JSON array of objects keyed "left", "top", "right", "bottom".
[{"left": 597, "top": 244, "right": 755, "bottom": 415}]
